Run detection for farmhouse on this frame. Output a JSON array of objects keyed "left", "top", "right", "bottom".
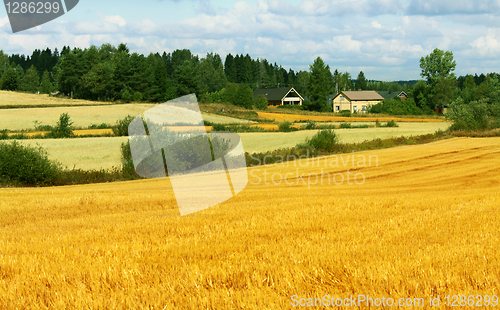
[
  {"left": 378, "top": 90, "right": 408, "bottom": 101},
  {"left": 253, "top": 87, "right": 304, "bottom": 108},
  {"left": 332, "top": 90, "right": 384, "bottom": 113}
]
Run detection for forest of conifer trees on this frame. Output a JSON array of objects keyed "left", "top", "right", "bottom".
[{"left": 0, "top": 43, "right": 497, "bottom": 114}]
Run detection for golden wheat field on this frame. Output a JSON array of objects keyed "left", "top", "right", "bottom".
[
  {"left": 257, "top": 111, "right": 446, "bottom": 123},
  {"left": 0, "top": 137, "right": 499, "bottom": 309},
  {"left": 0, "top": 90, "right": 117, "bottom": 107},
  {"left": 0, "top": 105, "right": 249, "bottom": 131}
]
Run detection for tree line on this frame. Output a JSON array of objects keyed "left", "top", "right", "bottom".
[{"left": 0, "top": 44, "right": 498, "bottom": 115}]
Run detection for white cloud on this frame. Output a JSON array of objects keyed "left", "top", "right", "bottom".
[
  {"left": 104, "top": 15, "right": 127, "bottom": 27},
  {"left": 470, "top": 28, "right": 500, "bottom": 58},
  {"left": 0, "top": 16, "right": 9, "bottom": 28},
  {"left": 371, "top": 21, "right": 383, "bottom": 29},
  {"left": 407, "top": 0, "right": 500, "bottom": 15}
]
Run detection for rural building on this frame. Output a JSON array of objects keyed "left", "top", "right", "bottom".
[
  {"left": 332, "top": 90, "right": 384, "bottom": 113},
  {"left": 253, "top": 87, "right": 304, "bottom": 108},
  {"left": 377, "top": 90, "right": 408, "bottom": 100},
  {"left": 398, "top": 91, "right": 408, "bottom": 100}
]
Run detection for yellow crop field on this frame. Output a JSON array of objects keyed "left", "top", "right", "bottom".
[
  {"left": 0, "top": 106, "right": 253, "bottom": 131},
  {"left": 0, "top": 137, "right": 499, "bottom": 309},
  {"left": 0, "top": 90, "right": 117, "bottom": 107},
  {"left": 257, "top": 111, "right": 446, "bottom": 123},
  {"left": 0, "top": 104, "right": 157, "bottom": 130}
]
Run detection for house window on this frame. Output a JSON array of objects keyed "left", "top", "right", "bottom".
[
  {"left": 362, "top": 105, "right": 366, "bottom": 111},
  {"left": 353, "top": 106, "right": 357, "bottom": 111},
  {"left": 335, "top": 106, "right": 340, "bottom": 111},
  {"left": 340, "top": 96, "right": 345, "bottom": 101}
]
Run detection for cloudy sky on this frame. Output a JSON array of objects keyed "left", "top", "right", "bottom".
[{"left": 1, "top": 0, "right": 499, "bottom": 80}]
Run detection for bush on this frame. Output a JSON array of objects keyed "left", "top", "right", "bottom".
[
  {"left": 277, "top": 104, "right": 303, "bottom": 110},
  {"left": 49, "top": 113, "right": 74, "bottom": 138},
  {"left": 0, "top": 141, "right": 61, "bottom": 186},
  {"left": 368, "top": 98, "right": 424, "bottom": 115},
  {"left": 254, "top": 94, "right": 268, "bottom": 110},
  {"left": 112, "top": 115, "right": 135, "bottom": 136},
  {"left": 339, "top": 122, "right": 352, "bottom": 129},
  {"left": 278, "top": 121, "right": 296, "bottom": 132},
  {"left": 89, "top": 123, "right": 109, "bottom": 129},
  {"left": 211, "top": 123, "right": 227, "bottom": 131},
  {"left": 385, "top": 120, "right": 399, "bottom": 127},
  {"left": 306, "top": 129, "right": 339, "bottom": 152},
  {"left": 0, "top": 129, "right": 8, "bottom": 140},
  {"left": 375, "top": 120, "right": 399, "bottom": 128},
  {"left": 339, "top": 110, "right": 351, "bottom": 117},
  {"left": 447, "top": 98, "right": 490, "bottom": 131},
  {"left": 305, "top": 121, "right": 316, "bottom": 130}
]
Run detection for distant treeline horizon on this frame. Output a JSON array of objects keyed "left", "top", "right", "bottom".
[{"left": 0, "top": 43, "right": 497, "bottom": 111}]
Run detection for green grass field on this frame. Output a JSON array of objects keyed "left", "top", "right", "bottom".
[
  {"left": 239, "top": 122, "right": 451, "bottom": 153},
  {"left": 15, "top": 137, "right": 127, "bottom": 170},
  {"left": 10, "top": 122, "right": 451, "bottom": 170}
]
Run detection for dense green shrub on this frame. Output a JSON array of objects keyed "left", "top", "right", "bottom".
[
  {"left": 277, "top": 104, "right": 303, "bottom": 111},
  {"left": 339, "top": 122, "right": 352, "bottom": 128},
  {"left": 0, "top": 129, "right": 8, "bottom": 140},
  {"left": 385, "top": 120, "right": 399, "bottom": 127},
  {"left": 305, "top": 121, "right": 316, "bottom": 130},
  {"left": 306, "top": 129, "right": 339, "bottom": 152},
  {"left": 112, "top": 115, "right": 135, "bottom": 136},
  {"left": 89, "top": 123, "right": 110, "bottom": 129},
  {"left": 339, "top": 110, "right": 351, "bottom": 117},
  {"left": 368, "top": 98, "right": 424, "bottom": 115},
  {"left": 49, "top": 113, "right": 74, "bottom": 138},
  {"left": 210, "top": 123, "right": 227, "bottom": 131},
  {"left": 121, "top": 129, "right": 233, "bottom": 177},
  {"left": 375, "top": 120, "right": 399, "bottom": 127},
  {"left": 278, "top": 121, "right": 296, "bottom": 132},
  {"left": 0, "top": 141, "right": 61, "bottom": 186},
  {"left": 254, "top": 94, "right": 268, "bottom": 110},
  {"left": 447, "top": 98, "right": 491, "bottom": 131}
]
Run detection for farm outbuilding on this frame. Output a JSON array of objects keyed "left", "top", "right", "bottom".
[
  {"left": 332, "top": 90, "right": 384, "bottom": 113},
  {"left": 253, "top": 87, "right": 304, "bottom": 108},
  {"left": 378, "top": 90, "right": 408, "bottom": 101}
]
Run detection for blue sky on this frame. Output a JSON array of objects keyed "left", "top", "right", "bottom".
[{"left": 1, "top": 0, "right": 500, "bottom": 80}]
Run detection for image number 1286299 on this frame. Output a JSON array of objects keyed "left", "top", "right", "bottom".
[{"left": 3, "top": 0, "right": 79, "bottom": 33}]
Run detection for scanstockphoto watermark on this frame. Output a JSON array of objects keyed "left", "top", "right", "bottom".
[
  {"left": 248, "top": 151, "right": 379, "bottom": 188},
  {"left": 291, "top": 295, "right": 499, "bottom": 307}
]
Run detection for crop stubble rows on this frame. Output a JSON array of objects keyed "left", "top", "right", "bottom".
[{"left": 0, "top": 137, "right": 499, "bottom": 309}]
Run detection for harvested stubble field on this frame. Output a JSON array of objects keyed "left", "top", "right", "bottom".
[
  {"left": 0, "top": 105, "right": 251, "bottom": 131},
  {"left": 0, "top": 137, "right": 499, "bottom": 309},
  {"left": 0, "top": 90, "right": 116, "bottom": 107},
  {"left": 257, "top": 111, "right": 446, "bottom": 123},
  {"left": 0, "top": 104, "right": 157, "bottom": 130}
]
